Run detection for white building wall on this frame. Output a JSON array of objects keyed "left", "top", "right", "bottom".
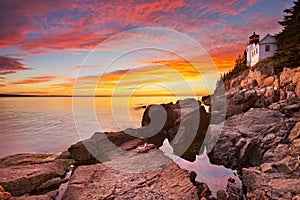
[
  {"left": 247, "top": 44, "right": 253, "bottom": 66},
  {"left": 259, "top": 35, "right": 277, "bottom": 60},
  {"left": 250, "top": 43, "right": 260, "bottom": 67},
  {"left": 259, "top": 43, "right": 277, "bottom": 59}
]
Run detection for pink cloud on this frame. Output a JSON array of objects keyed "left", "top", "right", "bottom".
[
  {"left": 0, "top": 71, "right": 18, "bottom": 75},
  {"left": 184, "top": 0, "right": 261, "bottom": 17},
  {"left": 1, "top": 0, "right": 254, "bottom": 53},
  {"left": 0, "top": 0, "right": 284, "bottom": 74},
  {"left": 19, "top": 31, "right": 109, "bottom": 52}
]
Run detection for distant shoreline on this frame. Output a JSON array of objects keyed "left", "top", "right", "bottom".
[{"left": 0, "top": 94, "right": 204, "bottom": 98}]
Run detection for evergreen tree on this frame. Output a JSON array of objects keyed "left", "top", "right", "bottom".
[{"left": 273, "top": 0, "right": 300, "bottom": 71}]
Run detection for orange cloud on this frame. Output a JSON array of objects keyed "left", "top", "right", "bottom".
[
  {"left": 64, "top": 58, "right": 215, "bottom": 96},
  {"left": 11, "top": 76, "right": 57, "bottom": 85}
]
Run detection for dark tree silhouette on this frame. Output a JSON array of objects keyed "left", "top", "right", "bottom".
[{"left": 273, "top": 0, "right": 300, "bottom": 72}]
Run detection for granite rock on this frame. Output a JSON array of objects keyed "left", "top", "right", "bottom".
[{"left": 0, "top": 153, "right": 72, "bottom": 196}]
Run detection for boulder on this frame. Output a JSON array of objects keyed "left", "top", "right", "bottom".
[
  {"left": 142, "top": 98, "right": 211, "bottom": 161},
  {"left": 216, "top": 190, "right": 227, "bottom": 200},
  {"left": 280, "top": 67, "right": 300, "bottom": 87},
  {"left": 0, "top": 154, "right": 72, "bottom": 196},
  {"left": 230, "top": 75, "right": 245, "bottom": 90},
  {"left": 248, "top": 61, "right": 274, "bottom": 87},
  {"left": 240, "top": 77, "right": 257, "bottom": 89},
  {"left": 69, "top": 98, "right": 211, "bottom": 165},
  {"left": 68, "top": 129, "right": 154, "bottom": 165},
  {"left": 263, "top": 76, "right": 275, "bottom": 87},
  {"left": 194, "top": 182, "right": 211, "bottom": 199},
  {"left": 280, "top": 88, "right": 287, "bottom": 100},
  {"left": 0, "top": 186, "right": 11, "bottom": 200},
  {"left": 296, "top": 82, "right": 300, "bottom": 98},
  {"left": 226, "top": 178, "right": 243, "bottom": 200},
  {"left": 225, "top": 89, "right": 259, "bottom": 117},
  {"left": 201, "top": 95, "right": 211, "bottom": 107},
  {"left": 281, "top": 103, "right": 300, "bottom": 117}
]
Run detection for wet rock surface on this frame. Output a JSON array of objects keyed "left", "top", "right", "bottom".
[{"left": 0, "top": 153, "right": 72, "bottom": 197}]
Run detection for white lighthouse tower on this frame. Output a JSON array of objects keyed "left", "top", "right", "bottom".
[
  {"left": 247, "top": 32, "right": 277, "bottom": 67},
  {"left": 247, "top": 32, "right": 260, "bottom": 67}
]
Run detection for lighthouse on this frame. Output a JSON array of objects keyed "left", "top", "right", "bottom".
[
  {"left": 247, "top": 32, "right": 260, "bottom": 67},
  {"left": 246, "top": 32, "right": 277, "bottom": 67}
]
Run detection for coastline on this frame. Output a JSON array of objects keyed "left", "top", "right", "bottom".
[{"left": 1, "top": 65, "right": 300, "bottom": 199}]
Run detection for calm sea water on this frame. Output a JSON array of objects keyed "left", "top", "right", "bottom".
[
  {"left": 0, "top": 96, "right": 239, "bottom": 193},
  {"left": 0, "top": 96, "right": 182, "bottom": 157}
]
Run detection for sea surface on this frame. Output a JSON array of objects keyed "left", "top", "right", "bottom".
[{"left": 0, "top": 96, "right": 239, "bottom": 193}]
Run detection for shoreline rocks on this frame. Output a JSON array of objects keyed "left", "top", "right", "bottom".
[
  {"left": 207, "top": 108, "right": 298, "bottom": 169},
  {"left": 211, "top": 66, "right": 300, "bottom": 119},
  {"left": 207, "top": 107, "right": 299, "bottom": 199},
  {"left": 2, "top": 66, "right": 299, "bottom": 199},
  {"left": 206, "top": 65, "right": 300, "bottom": 199},
  {"left": 0, "top": 153, "right": 72, "bottom": 197},
  {"left": 68, "top": 129, "right": 151, "bottom": 165}
]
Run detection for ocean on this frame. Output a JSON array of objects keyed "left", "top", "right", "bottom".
[{"left": 0, "top": 96, "right": 239, "bottom": 192}]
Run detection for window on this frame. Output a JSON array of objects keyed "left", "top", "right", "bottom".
[{"left": 265, "top": 45, "right": 270, "bottom": 52}]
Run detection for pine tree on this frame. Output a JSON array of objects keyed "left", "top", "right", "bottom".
[{"left": 273, "top": 0, "right": 300, "bottom": 72}]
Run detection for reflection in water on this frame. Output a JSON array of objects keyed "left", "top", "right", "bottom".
[{"left": 160, "top": 139, "right": 241, "bottom": 194}]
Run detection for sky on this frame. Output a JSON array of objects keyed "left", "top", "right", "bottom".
[{"left": 0, "top": 0, "right": 294, "bottom": 96}]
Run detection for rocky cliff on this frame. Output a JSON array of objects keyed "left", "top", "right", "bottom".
[
  {"left": 211, "top": 60, "right": 300, "bottom": 118},
  {"left": 206, "top": 63, "right": 300, "bottom": 199}
]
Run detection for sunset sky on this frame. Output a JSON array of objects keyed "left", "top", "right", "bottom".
[{"left": 0, "top": 0, "right": 293, "bottom": 96}]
